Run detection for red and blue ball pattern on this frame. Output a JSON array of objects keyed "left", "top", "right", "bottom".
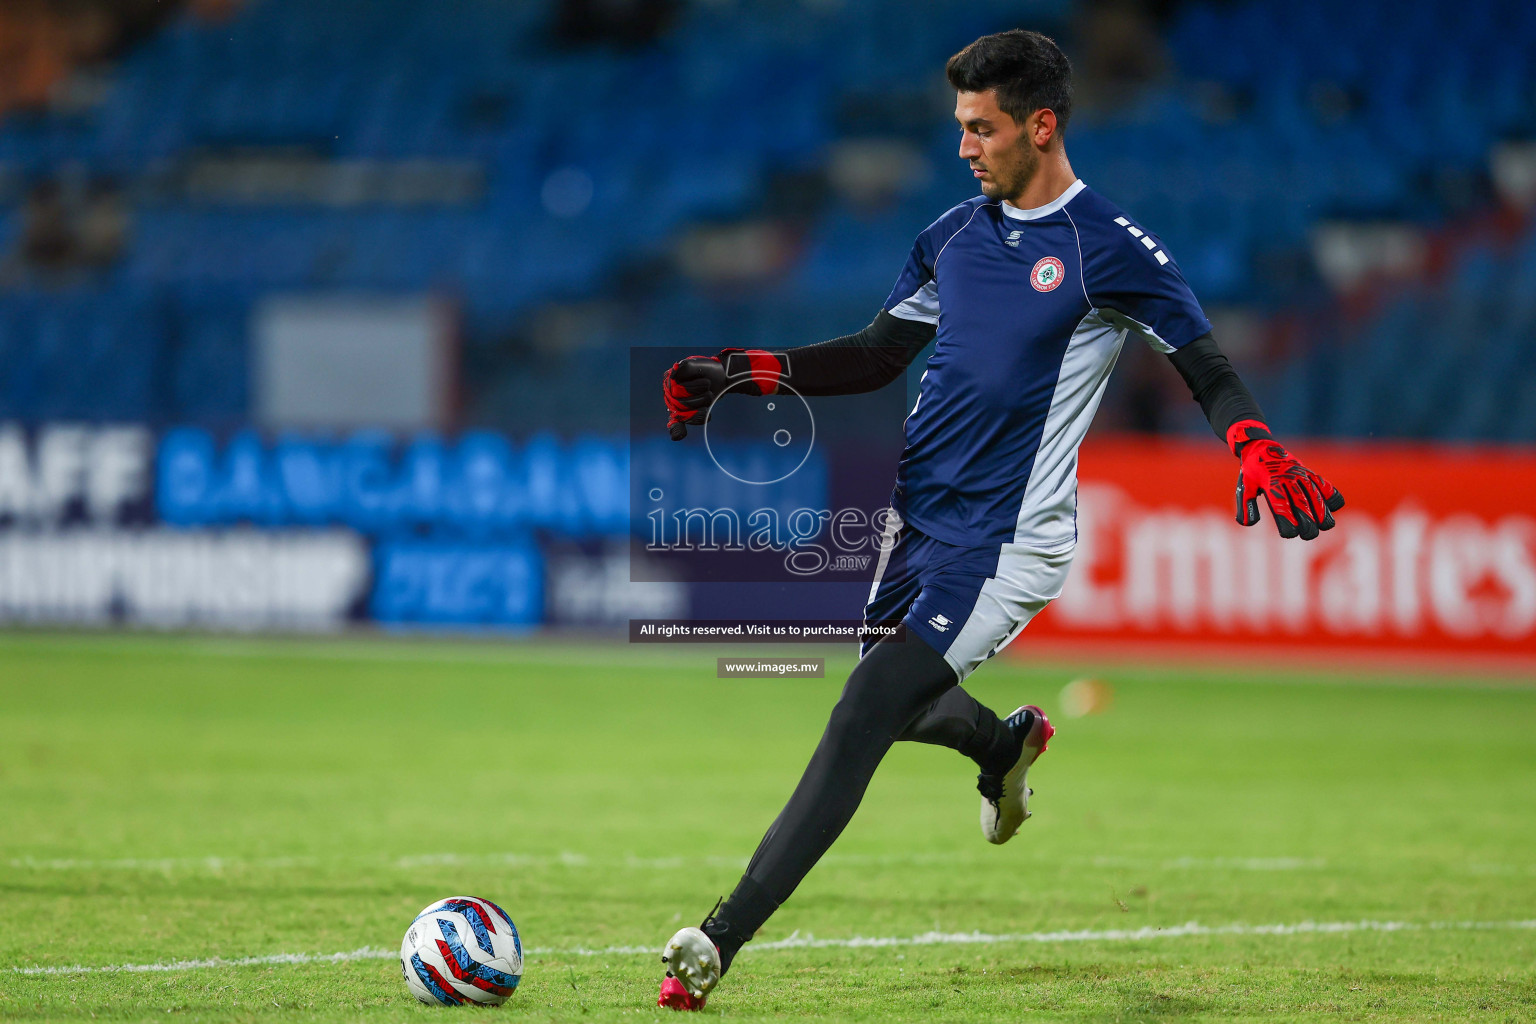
[{"left": 400, "top": 896, "right": 522, "bottom": 1005}]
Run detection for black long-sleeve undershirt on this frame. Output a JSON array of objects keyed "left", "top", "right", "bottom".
[
  {"left": 766, "top": 310, "right": 936, "bottom": 396},
  {"left": 1165, "top": 332, "right": 1265, "bottom": 441},
  {"left": 761, "top": 315, "right": 1261, "bottom": 441}
]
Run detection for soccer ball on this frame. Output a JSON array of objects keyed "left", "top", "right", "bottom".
[{"left": 400, "top": 896, "right": 523, "bottom": 1005}]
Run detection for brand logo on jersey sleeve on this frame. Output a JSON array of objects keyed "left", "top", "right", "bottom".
[{"left": 1031, "top": 256, "right": 1065, "bottom": 292}]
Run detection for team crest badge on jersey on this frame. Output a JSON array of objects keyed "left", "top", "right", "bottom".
[{"left": 1031, "top": 257, "right": 1065, "bottom": 292}]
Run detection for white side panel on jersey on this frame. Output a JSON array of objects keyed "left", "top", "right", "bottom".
[
  {"left": 1099, "top": 306, "right": 1177, "bottom": 353},
  {"left": 1012, "top": 309, "right": 1128, "bottom": 550},
  {"left": 887, "top": 278, "right": 940, "bottom": 324}
]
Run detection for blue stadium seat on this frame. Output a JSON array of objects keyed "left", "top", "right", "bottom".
[{"left": 1, "top": 0, "right": 1533, "bottom": 434}]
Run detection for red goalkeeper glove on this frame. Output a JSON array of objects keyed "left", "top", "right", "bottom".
[
  {"left": 1228, "top": 420, "right": 1345, "bottom": 541},
  {"left": 662, "top": 348, "right": 782, "bottom": 440}
]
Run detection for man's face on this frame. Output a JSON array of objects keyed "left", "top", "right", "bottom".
[{"left": 955, "top": 89, "right": 1039, "bottom": 203}]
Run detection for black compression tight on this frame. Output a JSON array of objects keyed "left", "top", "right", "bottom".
[{"left": 709, "top": 635, "right": 1013, "bottom": 964}]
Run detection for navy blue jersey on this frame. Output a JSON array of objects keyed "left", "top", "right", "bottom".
[{"left": 882, "top": 180, "right": 1211, "bottom": 549}]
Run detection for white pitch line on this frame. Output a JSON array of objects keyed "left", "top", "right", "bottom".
[
  {"left": 0, "top": 851, "right": 1343, "bottom": 874},
  {"left": 1091, "top": 855, "right": 1329, "bottom": 872},
  {"left": 5, "top": 855, "right": 321, "bottom": 872},
  {"left": 12, "top": 919, "right": 1536, "bottom": 976},
  {"left": 751, "top": 918, "right": 1536, "bottom": 950},
  {"left": 16, "top": 850, "right": 1529, "bottom": 876},
  {"left": 9, "top": 947, "right": 397, "bottom": 976}
]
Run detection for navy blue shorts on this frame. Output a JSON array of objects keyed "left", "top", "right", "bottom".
[{"left": 861, "top": 510, "right": 1073, "bottom": 680}]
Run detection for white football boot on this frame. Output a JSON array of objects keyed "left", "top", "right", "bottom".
[
  {"left": 979, "top": 705, "right": 1055, "bottom": 844},
  {"left": 657, "top": 926, "right": 721, "bottom": 1011}
]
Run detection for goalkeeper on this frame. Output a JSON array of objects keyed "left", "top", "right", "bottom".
[{"left": 654, "top": 28, "right": 1344, "bottom": 1011}]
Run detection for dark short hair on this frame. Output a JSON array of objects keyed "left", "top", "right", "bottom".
[{"left": 946, "top": 30, "right": 1073, "bottom": 133}]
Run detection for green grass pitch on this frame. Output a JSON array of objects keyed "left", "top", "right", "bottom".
[{"left": 2, "top": 632, "right": 1534, "bottom": 1023}]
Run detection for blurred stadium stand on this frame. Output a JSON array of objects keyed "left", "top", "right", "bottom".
[
  {"left": 1268, "top": 210, "right": 1536, "bottom": 441},
  {"left": 0, "top": 0, "right": 1533, "bottom": 439}
]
